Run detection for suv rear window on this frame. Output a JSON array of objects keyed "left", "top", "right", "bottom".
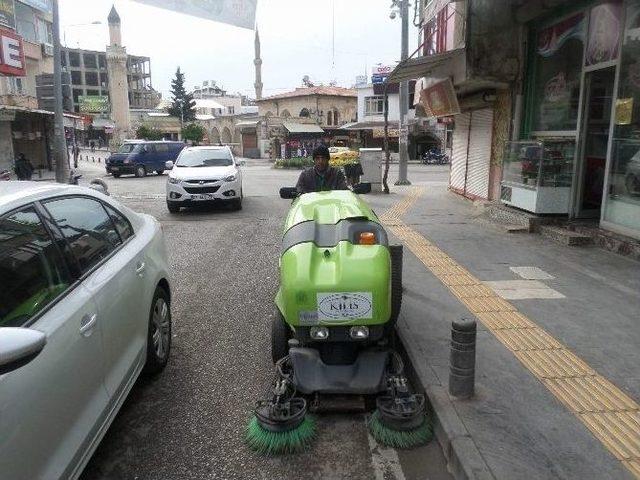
[{"left": 0, "top": 208, "right": 71, "bottom": 327}]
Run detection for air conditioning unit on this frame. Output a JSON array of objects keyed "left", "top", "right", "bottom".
[{"left": 42, "top": 43, "right": 54, "bottom": 56}]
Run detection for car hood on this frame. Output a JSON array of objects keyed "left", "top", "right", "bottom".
[{"left": 170, "top": 165, "right": 236, "bottom": 181}]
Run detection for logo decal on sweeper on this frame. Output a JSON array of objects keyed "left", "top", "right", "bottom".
[{"left": 317, "top": 292, "right": 373, "bottom": 323}]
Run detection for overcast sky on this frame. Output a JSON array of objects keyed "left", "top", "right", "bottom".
[{"left": 59, "top": 0, "right": 418, "bottom": 99}]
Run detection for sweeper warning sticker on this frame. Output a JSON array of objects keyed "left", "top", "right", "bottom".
[{"left": 316, "top": 292, "right": 373, "bottom": 323}]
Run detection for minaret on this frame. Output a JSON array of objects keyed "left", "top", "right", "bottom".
[
  {"left": 254, "top": 28, "right": 263, "bottom": 100},
  {"left": 106, "top": 5, "right": 131, "bottom": 146}
]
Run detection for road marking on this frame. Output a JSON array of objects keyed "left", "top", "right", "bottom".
[
  {"left": 381, "top": 187, "right": 640, "bottom": 479},
  {"left": 484, "top": 280, "right": 566, "bottom": 300},
  {"left": 367, "top": 427, "right": 407, "bottom": 480},
  {"left": 510, "top": 266, "right": 555, "bottom": 280}
]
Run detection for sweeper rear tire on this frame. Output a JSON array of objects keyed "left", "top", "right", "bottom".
[
  {"left": 272, "top": 309, "right": 290, "bottom": 364},
  {"left": 389, "top": 245, "right": 403, "bottom": 326}
]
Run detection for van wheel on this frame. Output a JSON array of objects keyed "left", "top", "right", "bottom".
[
  {"left": 156, "top": 170, "right": 164, "bottom": 175},
  {"left": 112, "top": 173, "right": 121, "bottom": 178},
  {"left": 135, "top": 165, "right": 146, "bottom": 178},
  {"left": 271, "top": 309, "right": 290, "bottom": 364}
]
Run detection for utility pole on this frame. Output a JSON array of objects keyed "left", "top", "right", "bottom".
[
  {"left": 53, "top": 0, "right": 69, "bottom": 183},
  {"left": 396, "top": 0, "right": 411, "bottom": 185}
]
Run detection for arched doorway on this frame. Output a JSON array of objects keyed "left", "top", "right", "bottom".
[
  {"left": 299, "top": 108, "right": 310, "bottom": 118},
  {"left": 221, "top": 127, "right": 232, "bottom": 144},
  {"left": 327, "top": 111, "right": 333, "bottom": 126},
  {"left": 211, "top": 127, "right": 221, "bottom": 144}
]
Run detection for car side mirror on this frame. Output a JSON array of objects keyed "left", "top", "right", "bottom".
[
  {"left": 280, "top": 187, "right": 299, "bottom": 199},
  {"left": 352, "top": 182, "right": 372, "bottom": 194},
  {"left": 165, "top": 160, "right": 174, "bottom": 170},
  {"left": 0, "top": 328, "right": 46, "bottom": 375}
]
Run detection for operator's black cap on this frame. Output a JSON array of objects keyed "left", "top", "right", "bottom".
[{"left": 312, "top": 145, "right": 330, "bottom": 159}]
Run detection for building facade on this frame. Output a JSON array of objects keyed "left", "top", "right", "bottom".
[
  {"left": 0, "top": 0, "right": 55, "bottom": 174},
  {"left": 395, "top": 0, "right": 640, "bottom": 240}
]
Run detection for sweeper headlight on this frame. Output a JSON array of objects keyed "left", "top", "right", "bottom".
[
  {"left": 310, "top": 326, "right": 329, "bottom": 340},
  {"left": 349, "top": 326, "right": 370, "bottom": 340},
  {"left": 358, "top": 232, "right": 376, "bottom": 245}
]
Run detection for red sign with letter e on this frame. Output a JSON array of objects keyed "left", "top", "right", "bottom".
[{"left": 0, "top": 28, "right": 26, "bottom": 77}]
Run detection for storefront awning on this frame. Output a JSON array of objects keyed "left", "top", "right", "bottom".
[
  {"left": 387, "top": 48, "right": 465, "bottom": 83},
  {"left": 283, "top": 122, "right": 324, "bottom": 134},
  {"left": 0, "top": 105, "right": 54, "bottom": 116},
  {"left": 92, "top": 118, "right": 116, "bottom": 129},
  {"left": 236, "top": 120, "right": 259, "bottom": 127},
  {"left": 340, "top": 121, "right": 400, "bottom": 130}
]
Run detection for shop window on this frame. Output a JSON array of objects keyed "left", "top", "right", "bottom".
[
  {"left": 70, "top": 71, "right": 82, "bottom": 85},
  {"left": 603, "top": 3, "right": 640, "bottom": 234},
  {"left": 83, "top": 54, "right": 97, "bottom": 69},
  {"left": 85, "top": 72, "right": 99, "bottom": 87},
  {"left": 365, "top": 96, "right": 385, "bottom": 115},
  {"left": 69, "top": 52, "right": 81, "bottom": 68},
  {"left": 72, "top": 89, "right": 82, "bottom": 103},
  {"left": 530, "top": 13, "right": 585, "bottom": 132},
  {"left": 86, "top": 89, "right": 100, "bottom": 96}
]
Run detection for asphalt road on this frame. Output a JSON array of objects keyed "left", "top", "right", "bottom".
[{"left": 77, "top": 159, "right": 452, "bottom": 480}]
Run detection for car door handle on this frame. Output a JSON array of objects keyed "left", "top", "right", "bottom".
[
  {"left": 79, "top": 314, "right": 98, "bottom": 337},
  {"left": 135, "top": 261, "right": 146, "bottom": 276}
]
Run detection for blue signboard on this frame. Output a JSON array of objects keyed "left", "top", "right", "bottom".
[
  {"left": 371, "top": 74, "right": 388, "bottom": 84},
  {"left": 16, "top": 0, "right": 52, "bottom": 14}
]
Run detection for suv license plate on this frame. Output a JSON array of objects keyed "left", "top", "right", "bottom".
[{"left": 193, "top": 194, "right": 214, "bottom": 201}]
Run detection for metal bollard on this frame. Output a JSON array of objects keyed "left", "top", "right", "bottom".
[{"left": 449, "top": 318, "right": 476, "bottom": 399}]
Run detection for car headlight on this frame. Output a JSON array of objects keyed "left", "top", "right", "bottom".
[
  {"left": 168, "top": 177, "right": 181, "bottom": 184},
  {"left": 224, "top": 174, "right": 237, "bottom": 182}
]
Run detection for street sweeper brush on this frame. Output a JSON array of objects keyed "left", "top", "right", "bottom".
[
  {"left": 246, "top": 357, "right": 316, "bottom": 455},
  {"left": 367, "top": 354, "right": 432, "bottom": 449}
]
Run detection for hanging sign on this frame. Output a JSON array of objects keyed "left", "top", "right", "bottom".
[
  {"left": 0, "top": 27, "right": 25, "bottom": 76},
  {"left": 537, "top": 13, "right": 585, "bottom": 58},
  {"left": 418, "top": 78, "right": 460, "bottom": 118},
  {"left": 131, "top": 0, "right": 257, "bottom": 30},
  {"left": 0, "top": 0, "right": 15, "bottom": 29}
]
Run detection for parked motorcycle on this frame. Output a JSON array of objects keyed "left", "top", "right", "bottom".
[{"left": 422, "top": 148, "right": 449, "bottom": 165}]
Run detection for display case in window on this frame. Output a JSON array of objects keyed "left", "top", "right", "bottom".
[{"left": 501, "top": 139, "right": 575, "bottom": 214}]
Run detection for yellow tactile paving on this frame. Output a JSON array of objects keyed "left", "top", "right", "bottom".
[{"left": 381, "top": 188, "right": 640, "bottom": 478}]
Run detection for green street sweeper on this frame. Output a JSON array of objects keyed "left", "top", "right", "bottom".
[{"left": 246, "top": 187, "right": 431, "bottom": 454}]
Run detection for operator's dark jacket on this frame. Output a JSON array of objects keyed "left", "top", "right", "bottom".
[{"left": 296, "top": 166, "right": 348, "bottom": 194}]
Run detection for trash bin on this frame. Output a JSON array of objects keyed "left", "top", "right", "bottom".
[{"left": 359, "top": 148, "right": 383, "bottom": 192}]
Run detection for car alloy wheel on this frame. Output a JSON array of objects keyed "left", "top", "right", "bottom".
[{"left": 152, "top": 297, "right": 170, "bottom": 360}]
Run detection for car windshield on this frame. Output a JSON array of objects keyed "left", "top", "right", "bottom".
[
  {"left": 176, "top": 149, "right": 233, "bottom": 167},
  {"left": 118, "top": 143, "right": 143, "bottom": 154}
]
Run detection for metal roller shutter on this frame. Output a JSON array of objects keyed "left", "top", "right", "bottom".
[
  {"left": 450, "top": 112, "right": 470, "bottom": 194},
  {"left": 465, "top": 108, "right": 493, "bottom": 200}
]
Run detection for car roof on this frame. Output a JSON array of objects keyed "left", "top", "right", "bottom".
[
  {"left": 184, "top": 145, "right": 230, "bottom": 150},
  {"left": 0, "top": 182, "right": 106, "bottom": 216}
]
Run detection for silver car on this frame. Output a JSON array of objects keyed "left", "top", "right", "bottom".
[{"left": 0, "top": 182, "right": 172, "bottom": 479}]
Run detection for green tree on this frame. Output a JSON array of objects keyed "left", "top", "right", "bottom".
[
  {"left": 168, "top": 67, "right": 196, "bottom": 123},
  {"left": 181, "top": 123, "right": 205, "bottom": 145},
  {"left": 135, "top": 124, "right": 163, "bottom": 140}
]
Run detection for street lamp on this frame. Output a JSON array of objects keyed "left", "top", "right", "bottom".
[
  {"left": 389, "top": 0, "right": 411, "bottom": 186},
  {"left": 63, "top": 21, "right": 102, "bottom": 47}
]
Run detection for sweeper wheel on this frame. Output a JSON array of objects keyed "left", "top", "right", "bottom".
[{"left": 271, "top": 309, "right": 290, "bottom": 364}]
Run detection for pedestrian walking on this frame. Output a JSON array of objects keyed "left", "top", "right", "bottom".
[
  {"left": 73, "top": 144, "right": 80, "bottom": 168},
  {"left": 14, "top": 153, "right": 34, "bottom": 181}
]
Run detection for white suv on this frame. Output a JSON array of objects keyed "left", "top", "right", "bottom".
[{"left": 166, "top": 146, "right": 243, "bottom": 213}]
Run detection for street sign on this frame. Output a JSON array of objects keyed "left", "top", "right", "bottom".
[
  {"left": 372, "top": 65, "right": 393, "bottom": 76},
  {"left": 79, "top": 95, "right": 110, "bottom": 113},
  {"left": 0, "top": 0, "right": 15, "bottom": 29},
  {"left": 131, "top": 0, "right": 257, "bottom": 30},
  {"left": 0, "top": 27, "right": 25, "bottom": 77}
]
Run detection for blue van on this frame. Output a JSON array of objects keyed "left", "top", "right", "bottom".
[{"left": 106, "top": 141, "right": 186, "bottom": 178}]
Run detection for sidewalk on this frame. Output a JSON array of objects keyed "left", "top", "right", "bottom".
[{"left": 370, "top": 185, "right": 640, "bottom": 479}]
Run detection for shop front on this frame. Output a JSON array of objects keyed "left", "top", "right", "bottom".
[
  {"left": 510, "top": 0, "right": 640, "bottom": 238},
  {"left": 281, "top": 122, "right": 326, "bottom": 158}
]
